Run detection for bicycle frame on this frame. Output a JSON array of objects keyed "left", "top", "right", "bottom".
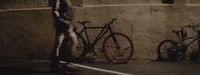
[
  {"left": 157, "top": 24, "right": 200, "bottom": 62},
  {"left": 76, "top": 23, "right": 116, "bottom": 51},
  {"left": 178, "top": 35, "right": 199, "bottom": 47},
  {"left": 75, "top": 19, "right": 134, "bottom": 64},
  {"left": 175, "top": 26, "right": 200, "bottom": 48}
]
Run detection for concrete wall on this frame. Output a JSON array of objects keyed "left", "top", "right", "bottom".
[
  {"left": 83, "top": 0, "right": 162, "bottom": 5},
  {"left": 0, "top": 10, "right": 54, "bottom": 59},
  {"left": 0, "top": 0, "right": 200, "bottom": 60}
]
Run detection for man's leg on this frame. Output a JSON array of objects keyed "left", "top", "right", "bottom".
[
  {"left": 50, "top": 33, "right": 65, "bottom": 72},
  {"left": 56, "top": 29, "right": 80, "bottom": 72},
  {"left": 68, "top": 25, "right": 79, "bottom": 58}
]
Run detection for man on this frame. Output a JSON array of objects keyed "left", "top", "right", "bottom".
[{"left": 49, "top": 0, "right": 78, "bottom": 73}]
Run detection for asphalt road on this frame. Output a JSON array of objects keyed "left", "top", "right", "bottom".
[{"left": 0, "top": 58, "right": 200, "bottom": 75}]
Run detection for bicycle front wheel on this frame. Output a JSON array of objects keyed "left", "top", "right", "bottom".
[{"left": 103, "top": 32, "right": 134, "bottom": 64}]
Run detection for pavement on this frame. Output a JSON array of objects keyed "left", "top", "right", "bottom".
[{"left": 0, "top": 58, "right": 200, "bottom": 75}]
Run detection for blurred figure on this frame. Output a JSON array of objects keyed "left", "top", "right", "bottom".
[{"left": 49, "top": 0, "right": 78, "bottom": 73}]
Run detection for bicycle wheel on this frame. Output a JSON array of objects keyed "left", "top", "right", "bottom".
[
  {"left": 157, "top": 40, "right": 178, "bottom": 62},
  {"left": 103, "top": 32, "right": 134, "bottom": 64},
  {"left": 75, "top": 34, "right": 88, "bottom": 62}
]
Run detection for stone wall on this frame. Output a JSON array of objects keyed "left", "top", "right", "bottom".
[{"left": 0, "top": 0, "right": 200, "bottom": 60}]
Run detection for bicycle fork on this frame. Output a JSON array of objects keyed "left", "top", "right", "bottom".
[
  {"left": 111, "top": 35, "right": 120, "bottom": 49},
  {"left": 109, "top": 28, "right": 120, "bottom": 49}
]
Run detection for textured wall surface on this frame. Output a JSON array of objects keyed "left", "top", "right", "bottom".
[
  {"left": 0, "top": 10, "right": 54, "bottom": 59},
  {"left": 84, "top": 0, "right": 162, "bottom": 5},
  {"left": 0, "top": 0, "right": 49, "bottom": 9},
  {"left": 0, "top": 0, "right": 200, "bottom": 60}
]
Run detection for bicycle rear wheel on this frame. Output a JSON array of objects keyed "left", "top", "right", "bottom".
[
  {"left": 157, "top": 40, "right": 178, "bottom": 62},
  {"left": 103, "top": 32, "right": 134, "bottom": 64}
]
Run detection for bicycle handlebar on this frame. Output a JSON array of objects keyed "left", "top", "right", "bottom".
[
  {"left": 107, "top": 18, "right": 117, "bottom": 25},
  {"left": 187, "top": 23, "right": 200, "bottom": 32},
  {"left": 171, "top": 23, "right": 200, "bottom": 35},
  {"left": 111, "top": 18, "right": 117, "bottom": 22}
]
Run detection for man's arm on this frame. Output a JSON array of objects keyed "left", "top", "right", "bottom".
[{"left": 53, "top": 0, "right": 60, "bottom": 17}]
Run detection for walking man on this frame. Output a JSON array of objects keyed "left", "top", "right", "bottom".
[{"left": 49, "top": 0, "right": 78, "bottom": 73}]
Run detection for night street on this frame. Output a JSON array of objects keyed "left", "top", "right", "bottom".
[{"left": 1, "top": 0, "right": 200, "bottom": 75}]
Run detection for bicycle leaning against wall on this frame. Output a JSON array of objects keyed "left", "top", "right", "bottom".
[
  {"left": 157, "top": 23, "right": 200, "bottom": 62},
  {"left": 74, "top": 18, "right": 134, "bottom": 64}
]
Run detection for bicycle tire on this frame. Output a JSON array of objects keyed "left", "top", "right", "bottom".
[
  {"left": 157, "top": 40, "right": 178, "bottom": 62},
  {"left": 75, "top": 33, "right": 88, "bottom": 62},
  {"left": 102, "top": 32, "right": 134, "bottom": 64}
]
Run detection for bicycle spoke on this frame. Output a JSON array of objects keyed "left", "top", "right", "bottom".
[
  {"left": 104, "top": 45, "right": 117, "bottom": 48},
  {"left": 158, "top": 40, "right": 177, "bottom": 61},
  {"left": 103, "top": 33, "right": 134, "bottom": 64},
  {"left": 124, "top": 47, "right": 131, "bottom": 50}
]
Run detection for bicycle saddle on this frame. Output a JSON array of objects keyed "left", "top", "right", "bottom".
[
  {"left": 172, "top": 30, "right": 181, "bottom": 34},
  {"left": 77, "top": 21, "right": 90, "bottom": 25}
]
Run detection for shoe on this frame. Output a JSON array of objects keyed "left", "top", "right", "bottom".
[
  {"left": 61, "top": 64, "right": 81, "bottom": 72},
  {"left": 59, "top": 57, "right": 80, "bottom": 63}
]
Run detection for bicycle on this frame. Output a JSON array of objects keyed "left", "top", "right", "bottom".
[
  {"left": 157, "top": 23, "right": 200, "bottom": 62},
  {"left": 74, "top": 18, "right": 134, "bottom": 64}
]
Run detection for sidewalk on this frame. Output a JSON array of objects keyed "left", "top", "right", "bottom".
[
  {"left": 0, "top": 58, "right": 200, "bottom": 75},
  {"left": 0, "top": 58, "right": 80, "bottom": 75}
]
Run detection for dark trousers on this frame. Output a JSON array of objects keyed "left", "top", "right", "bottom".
[
  {"left": 49, "top": 19, "right": 78, "bottom": 71},
  {"left": 50, "top": 31, "right": 75, "bottom": 68},
  {"left": 50, "top": 20, "right": 71, "bottom": 70}
]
